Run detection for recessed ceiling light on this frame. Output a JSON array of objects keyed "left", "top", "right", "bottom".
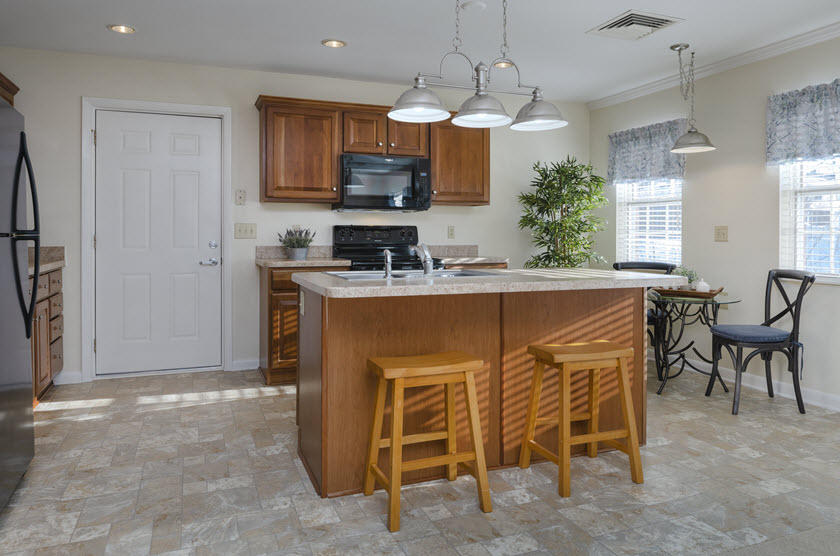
[
  {"left": 321, "top": 38, "right": 346, "bottom": 48},
  {"left": 107, "top": 24, "right": 136, "bottom": 34}
]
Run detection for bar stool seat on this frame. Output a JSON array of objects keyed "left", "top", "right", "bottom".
[
  {"left": 364, "top": 351, "right": 492, "bottom": 532},
  {"left": 519, "top": 340, "right": 643, "bottom": 497}
]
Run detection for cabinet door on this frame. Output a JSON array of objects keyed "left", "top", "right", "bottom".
[
  {"left": 270, "top": 291, "right": 298, "bottom": 369},
  {"left": 32, "top": 300, "right": 51, "bottom": 398},
  {"left": 387, "top": 119, "right": 429, "bottom": 157},
  {"left": 343, "top": 112, "right": 386, "bottom": 154},
  {"left": 261, "top": 104, "right": 340, "bottom": 202},
  {"left": 430, "top": 119, "right": 490, "bottom": 205}
]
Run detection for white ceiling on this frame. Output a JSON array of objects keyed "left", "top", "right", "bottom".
[{"left": 1, "top": 0, "right": 839, "bottom": 103}]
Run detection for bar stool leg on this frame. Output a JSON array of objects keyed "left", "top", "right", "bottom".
[
  {"left": 616, "top": 357, "right": 643, "bottom": 484},
  {"left": 363, "top": 376, "right": 388, "bottom": 496},
  {"left": 587, "top": 368, "right": 600, "bottom": 458},
  {"left": 518, "top": 360, "right": 545, "bottom": 469},
  {"left": 445, "top": 383, "right": 457, "bottom": 481},
  {"left": 464, "top": 372, "right": 492, "bottom": 513},
  {"left": 558, "top": 364, "right": 571, "bottom": 497},
  {"left": 387, "top": 378, "right": 405, "bottom": 532}
]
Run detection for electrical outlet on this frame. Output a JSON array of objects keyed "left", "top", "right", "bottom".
[
  {"left": 234, "top": 189, "right": 246, "bottom": 205},
  {"left": 234, "top": 223, "right": 256, "bottom": 239},
  {"left": 447, "top": 225, "right": 456, "bottom": 240},
  {"left": 714, "top": 225, "right": 728, "bottom": 242}
]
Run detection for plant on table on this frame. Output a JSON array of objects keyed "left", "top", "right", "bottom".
[
  {"left": 279, "top": 228, "right": 316, "bottom": 248},
  {"left": 673, "top": 265, "right": 699, "bottom": 284},
  {"left": 518, "top": 156, "right": 608, "bottom": 268}
]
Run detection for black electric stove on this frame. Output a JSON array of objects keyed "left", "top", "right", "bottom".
[{"left": 333, "top": 225, "right": 443, "bottom": 271}]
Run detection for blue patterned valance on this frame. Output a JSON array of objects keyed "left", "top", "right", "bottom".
[
  {"left": 608, "top": 119, "right": 687, "bottom": 183},
  {"left": 766, "top": 78, "right": 840, "bottom": 165}
]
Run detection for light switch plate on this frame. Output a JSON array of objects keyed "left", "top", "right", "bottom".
[
  {"left": 714, "top": 225, "right": 728, "bottom": 242},
  {"left": 234, "top": 223, "right": 256, "bottom": 239},
  {"left": 234, "top": 189, "right": 246, "bottom": 205},
  {"left": 447, "top": 225, "right": 456, "bottom": 240}
]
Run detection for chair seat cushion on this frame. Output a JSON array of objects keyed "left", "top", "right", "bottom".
[{"left": 710, "top": 324, "right": 790, "bottom": 344}]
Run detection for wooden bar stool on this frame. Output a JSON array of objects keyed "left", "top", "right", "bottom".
[
  {"left": 518, "top": 340, "right": 643, "bottom": 497},
  {"left": 363, "top": 351, "right": 492, "bottom": 532}
]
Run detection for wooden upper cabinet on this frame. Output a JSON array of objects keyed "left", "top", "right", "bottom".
[
  {"left": 430, "top": 118, "right": 490, "bottom": 205},
  {"left": 260, "top": 102, "right": 340, "bottom": 202},
  {"left": 343, "top": 112, "right": 387, "bottom": 154},
  {"left": 387, "top": 119, "right": 429, "bottom": 157}
]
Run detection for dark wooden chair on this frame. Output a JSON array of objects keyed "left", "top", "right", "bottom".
[{"left": 705, "top": 269, "right": 815, "bottom": 415}]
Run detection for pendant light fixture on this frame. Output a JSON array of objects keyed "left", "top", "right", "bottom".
[
  {"left": 670, "top": 44, "right": 716, "bottom": 153},
  {"left": 388, "top": 0, "right": 567, "bottom": 131}
]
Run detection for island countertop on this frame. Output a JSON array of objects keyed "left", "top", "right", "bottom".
[{"left": 292, "top": 268, "right": 686, "bottom": 298}]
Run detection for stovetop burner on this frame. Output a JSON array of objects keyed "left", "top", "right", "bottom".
[{"left": 333, "top": 225, "right": 443, "bottom": 271}]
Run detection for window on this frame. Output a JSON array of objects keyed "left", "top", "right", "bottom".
[
  {"left": 616, "top": 178, "right": 682, "bottom": 265},
  {"left": 780, "top": 156, "right": 840, "bottom": 277}
]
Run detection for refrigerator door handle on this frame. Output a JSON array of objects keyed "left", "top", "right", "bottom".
[
  {"left": 12, "top": 131, "right": 40, "bottom": 236},
  {"left": 11, "top": 236, "right": 39, "bottom": 339}
]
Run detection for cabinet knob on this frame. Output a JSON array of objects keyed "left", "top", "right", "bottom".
[
  {"left": 433, "top": 190, "right": 437, "bottom": 195},
  {"left": 377, "top": 141, "right": 383, "bottom": 146},
  {"left": 332, "top": 187, "right": 337, "bottom": 192},
  {"left": 390, "top": 142, "right": 395, "bottom": 147}
]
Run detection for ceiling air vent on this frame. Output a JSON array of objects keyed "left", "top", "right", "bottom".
[{"left": 587, "top": 10, "right": 682, "bottom": 40}]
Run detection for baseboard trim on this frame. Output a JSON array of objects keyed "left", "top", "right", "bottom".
[
  {"left": 647, "top": 350, "right": 840, "bottom": 412},
  {"left": 229, "top": 359, "right": 259, "bottom": 372}
]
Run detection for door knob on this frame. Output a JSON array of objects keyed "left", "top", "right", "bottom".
[
  {"left": 209, "top": 240, "right": 219, "bottom": 249},
  {"left": 199, "top": 258, "right": 219, "bottom": 266},
  {"left": 332, "top": 187, "right": 337, "bottom": 191}
]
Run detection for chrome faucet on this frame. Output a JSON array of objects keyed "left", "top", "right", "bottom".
[
  {"left": 410, "top": 243, "right": 434, "bottom": 276},
  {"left": 383, "top": 249, "right": 392, "bottom": 278}
]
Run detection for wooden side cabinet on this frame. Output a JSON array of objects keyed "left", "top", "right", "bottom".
[
  {"left": 29, "top": 268, "right": 64, "bottom": 400},
  {"left": 259, "top": 265, "right": 349, "bottom": 385},
  {"left": 430, "top": 118, "right": 490, "bottom": 205}
]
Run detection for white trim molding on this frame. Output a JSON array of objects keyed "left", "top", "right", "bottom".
[
  {"left": 80, "top": 97, "right": 234, "bottom": 382},
  {"left": 588, "top": 21, "right": 840, "bottom": 110}
]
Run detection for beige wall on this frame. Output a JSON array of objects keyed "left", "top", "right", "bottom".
[
  {"left": 589, "top": 37, "right": 840, "bottom": 408},
  {"left": 0, "top": 47, "right": 589, "bottom": 382}
]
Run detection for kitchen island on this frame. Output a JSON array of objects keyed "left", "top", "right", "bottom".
[{"left": 293, "top": 268, "right": 685, "bottom": 497}]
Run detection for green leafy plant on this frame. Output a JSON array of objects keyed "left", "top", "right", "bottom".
[
  {"left": 673, "top": 265, "right": 699, "bottom": 283},
  {"left": 279, "top": 228, "right": 315, "bottom": 248},
  {"left": 518, "top": 157, "right": 607, "bottom": 268}
]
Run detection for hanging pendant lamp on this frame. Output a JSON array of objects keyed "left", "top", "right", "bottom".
[
  {"left": 670, "top": 44, "right": 715, "bottom": 153},
  {"left": 510, "top": 88, "right": 568, "bottom": 131},
  {"left": 452, "top": 63, "right": 512, "bottom": 128},
  {"left": 388, "top": 76, "right": 451, "bottom": 123}
]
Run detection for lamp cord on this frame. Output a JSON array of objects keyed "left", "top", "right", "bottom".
[
  {"left": 452, "top": 0, "right": 462, "bottom": 51},
  {"left": 678, "top": 49, "right": 697, "bottom": 127},
  {"left": 500, "top": 0, "right": 510, "bottom": 58}
]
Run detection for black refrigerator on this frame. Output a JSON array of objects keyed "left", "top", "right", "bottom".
[{"left": 0, "top": 100, "right": 38, "bottom": 509}]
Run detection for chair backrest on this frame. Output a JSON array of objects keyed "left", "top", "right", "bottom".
[
  {"left": 613, "top": 261, "right": 676, "bottom": 274},
  {"left": 763, "top": 269, "right": 815, "bottom": 341}
]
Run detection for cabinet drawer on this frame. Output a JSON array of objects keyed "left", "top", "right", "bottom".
[
  {"left": 31, "top": 275, "right": 50, "bottom": 301},
  {"left": 50, "top": 315, "right": 64, "bottom": 343},
  {"left": 50, "top": 337, "right": 63, "bottom": 376},
  {"left": 49, "top": 293, "right": 63, "bottom": 320},
  {"left": 48, "top": 269, "right": 63, "bottom": 295}
]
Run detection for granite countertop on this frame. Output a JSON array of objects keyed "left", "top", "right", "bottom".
[
  {"left": 292, "top": 268, "right": 686, "bottom": 298},
  {"left": 254, "top": 244, "right": 508, "bottom": 269},
  {"left": 28, "top": 246, "right": 65, "bottom": 277},
  {"left": 256, "top": 257, "right": 352, "bottom": 268},
  {"left": 440, "top": 256, "right": 509, "bottom": 265}
]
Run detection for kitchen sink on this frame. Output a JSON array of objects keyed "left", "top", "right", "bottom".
[{"left": 326, "top": 269, "right": 498, "bottom": 281}]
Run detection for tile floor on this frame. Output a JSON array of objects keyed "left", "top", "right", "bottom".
[{"left": 1, "top": 366, "right": 839, "bottom": 555}]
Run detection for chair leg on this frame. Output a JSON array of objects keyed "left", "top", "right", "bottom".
[
  {"left": 791, "top": 347, "right": 806, "bottom": 414},
  {"left": 763, "top": 354, "right": 774, "bottom": 398},
  {"left": 558, "top": 364, "right": 571, "bottom": 497},
  {"left": 363, "top": 376, "right": 388, "bottom": 496},
  {"left": 464, "top": 372, "right": 492, "bottom": 513},
  {"left": 587, "top": 368, "right": 600, "bottom": 458},
  {"left": 616, "top": 357, "right": 643, "bottom": 484},
  {"left": 387, "top": 378, "right": 405, "bottom": 532},
  {"left": 705, "top": 338, "right": 721, "bottom": 397},
  {"left": 732, "top": 347, "right": 743, "bottom": 415},
  {"left": 518, "top": 360, "right": 545, "bottom": 469},
  {"left": 445, "top": 382, "right": 457, "bottom": 481}
]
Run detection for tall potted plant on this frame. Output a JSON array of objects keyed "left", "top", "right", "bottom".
[{"left": 518, "top": 156, "right": 607, "bottom": 268}]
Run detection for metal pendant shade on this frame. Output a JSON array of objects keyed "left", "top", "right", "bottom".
[
  {"left": 671, "top": 125, "right": 716, "bottom": 153},
  {"left": 452, "top": 92, "right": 512, "bottom": 128},
  {"left": 510, "top": 88, "right": 568, "bottom": 131},
  {"left": 388, "top": 77, "right": 451, "bottom": 123}
]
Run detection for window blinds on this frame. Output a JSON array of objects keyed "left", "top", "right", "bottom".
[{"left": 616, "top": 179, "right": 682, "bottom": 265}]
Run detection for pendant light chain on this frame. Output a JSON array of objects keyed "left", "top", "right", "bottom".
[
  {"left": 678, "top": 49, "right": 697, "bottom": 127},
  {"left": 452, "top": 0, "right": 462, "bottom": 51},
  {"left": 500, "top": 0, "right": 510, "bottom": 57}
]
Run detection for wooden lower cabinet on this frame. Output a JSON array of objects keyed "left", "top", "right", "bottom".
[
  {"left": 259, "top": 266, "right": 350, "bottom": 385},
  {"left": 30, "top": 268, "right": 64, "bottom": 401}
]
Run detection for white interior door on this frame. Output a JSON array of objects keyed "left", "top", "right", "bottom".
[{"left": 95, "top": 110, "right": 222, "bottom": 375}]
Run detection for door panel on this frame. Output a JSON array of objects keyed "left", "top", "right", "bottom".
[
  {"left": 271, "top": 291, "right": 298, "bottom": 368},
  {"left": 95, "top": 111, "right": 222, "bottom": 375},
  {"left": 33, "top": 300, "right": 50, "bottom": 396},
  {"left": 387, "top": 120, "right": 428, "bottom": 157},
  {"left": 430, "top": 119, "right": 490, "bottom": 205},
  {"left": 343, "top": 112, "right": 386, "bottom": 154}
]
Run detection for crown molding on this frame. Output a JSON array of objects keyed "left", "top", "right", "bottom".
[{"left": 587, "top": 20, "right": 840, "bottom": 111}]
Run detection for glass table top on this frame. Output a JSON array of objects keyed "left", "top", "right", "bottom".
[{"left": 647, "top": 291, "right": 741, "bottom": 305}]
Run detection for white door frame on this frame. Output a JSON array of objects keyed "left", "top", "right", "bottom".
[{"left": 81, "top": 97, "right": 233, "bottom": 381}]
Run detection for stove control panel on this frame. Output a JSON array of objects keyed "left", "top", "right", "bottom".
[{"left": 333, "top": 225, "right": 417, "bottom": 245}]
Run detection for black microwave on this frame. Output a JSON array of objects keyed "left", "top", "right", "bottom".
[{"left": 333, "top": 154, "right": 431, "bottom": 212}]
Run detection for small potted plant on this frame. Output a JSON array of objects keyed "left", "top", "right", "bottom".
[
  {"left": 279, "top": 228, "right": 315, "bottom": 260},
  {"left": 673, "top": 265, "right": 699, "bottom": 290}
]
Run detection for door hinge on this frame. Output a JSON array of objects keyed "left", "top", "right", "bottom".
[
  {"left": 93, "top": 234, "right": 96, "bottom": 249},
  {"left": 93, "top": 338, "right": 96, "bottom": 353},
  {"left": 92, "top": 129, "right": 96, "bottom": 146}
]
